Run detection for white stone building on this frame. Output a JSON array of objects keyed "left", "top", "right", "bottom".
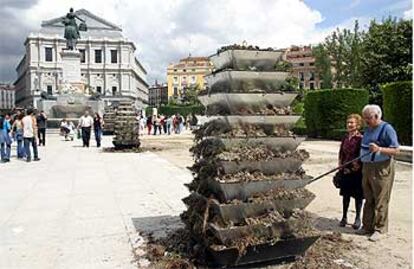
[
  {"left": 14, "top": 9, "right": 148, "bottom": 109},
  {"left": 0, "top": 84, "right": 15, "bottom": 110}
]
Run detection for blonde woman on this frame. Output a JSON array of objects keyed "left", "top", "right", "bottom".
[{"left": 338, "top": 114, "right": 364, "bottom": 230}]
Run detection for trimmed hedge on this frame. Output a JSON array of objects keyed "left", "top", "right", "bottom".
[
  {"left": 304, "top": 89, "right": 369, "bottom": 139},
  {"left": 382, "top": 81, "right": 412, "bottom": 145},
  {"left": 146, "top": 104, "right": 205, "bottom": 117}
]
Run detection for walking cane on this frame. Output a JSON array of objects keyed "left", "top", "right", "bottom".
[{"left": 306, "top": 152, "right": 371, "bottom": 185}]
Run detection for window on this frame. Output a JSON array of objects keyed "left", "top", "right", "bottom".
[
  {"left": 95, "top": 49, "right": 102, "bottom": 63},
  {"left": 183, "top": 69, "right": 186, "bottom": 72},
  {"left": 309, "top": 62, "right": 314, "bottom": 66},
  {"left": 310, "top": 82, "right": 315, "bottom": 90},
  {"left": 173, "top": 76, "right": 178, "bottom": 83},
  {"left": 112, "top": 86, "right": 117, "bottom": 95},
  {"left": 79, "top": 49, "right": 86, "bottom": 63},
  {"left": 173, "top": 87, "right": 178, "bottom": 96},
  {"left": 299, "top": 63, "right": 304, "bottom": 66},
  {"left": 299, "top": 72, "right": 304, "bottom": 81},
  {"left": 45, "top": 47, "right": 53, "bottom": 62},
  {"left": 309, "top": 72, "right": 315, "bottom": 81},
  {"left": 299, "top": 82, "right": 304, "bottom": 89},
  {"left": 110, "top": 50, "right": 118, "bottom": 63},
  {"left": 192, "top": 69, "right": 196, "bottom": 72},
  {"left": 191, "top": 76, "right": 196, "bottom": 83},
  {"left": 174, "top": 69, "right": 177, "bottom": 72},
  {"left": 96, "top": 86, "right": 102, "bottom": 94},
  {"left": 47, "top": 85, "right": 53, "bottom": 95}
]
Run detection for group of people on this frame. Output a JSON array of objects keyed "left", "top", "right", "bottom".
[
  {"left": 337, "top": 104, "right": 399, "bottom": 242},
  {"left": 60, "top": 111, "right": 104, "bottom": 147},
  {"left": 0, "top": 104, "right": 401, "bottom": 243},
  {"left": 0, "top": 108, "right": 46, "bottom": 163},
  {"left": 143, "top": 113, "right": 198, "bottom": 135}
]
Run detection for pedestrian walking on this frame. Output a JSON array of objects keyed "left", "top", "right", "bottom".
[
  {"left": 93, "top": 113, "right": 104, "bottom": 147},
  {"left": 0, "top": 113, "right": 12, "bottom": 162},
  {"left": 153, "top": 115, "right": 161, "bottom": 135},
  {"left": 22, "top": 109, "right": 40, "bottom": 162},
  {"left": 11, "top": 113, "right": 25, "bottom": 159},
  {"left": 358, "top": 104, "right": 399, "bottom": 242},
  {"left": 166, "top": 115, "right": 172, "bottom": 135},
  {"left": 179, "top": 114, "right": 184, "bottom": 133},
  {"left": 139, "top": 115, "right": 146, "bottom": 135},
  {"left": 36, "top": 110, "right": 47, "bottom": 146},
  {"left": 337, "top": 114, "right": 364, "bottom": 230},
  {"left": 146, "top": 115, "right": 152, "bottom": 135},
  {"left": 77, "top": 111, "right": 94, "bottom": 147},
  {"left": 172, "top": 114, "right": 177, "bottom": 134},
  {"left": 161, "top": 115, "right": 167, "bottom": 135}
]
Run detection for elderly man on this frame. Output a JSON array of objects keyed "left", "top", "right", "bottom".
[
  {"left": 77, "top": 110, "right": 94, "bottom": 147},
  {"left": 359, "top": 104, "right": 399, "bottom": 242}
]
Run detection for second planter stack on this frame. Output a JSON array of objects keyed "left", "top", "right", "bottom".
[{"left": 181, "top": 47, "right": 319, "bottom": 267}]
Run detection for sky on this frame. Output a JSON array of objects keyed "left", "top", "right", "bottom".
[{"left": 0, "top": 0, "right": 411, "bottom": 84}]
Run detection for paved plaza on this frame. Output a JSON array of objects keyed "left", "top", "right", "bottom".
[
  {"left": 0, "top": 133, "right": 411, "bottom": 269},
  {"left": 0, "top": 134, "right": 192, "bottom": 269}
]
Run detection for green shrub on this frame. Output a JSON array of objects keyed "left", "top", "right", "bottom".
[
  {"left": 292, "top": 117, "right": 307, "bottom": 135},
  {"left": 325, "top": 129, "right": 348, "bottom": 141},
  {"left": 303, "top": 92, "right": 321, "bottom": 137},
  {"left": 382, "top": 81, "right": 412, "bottom": 145},
  {"left": 292, "top": 100, "right": 304, "bottom": 114},
  {"left": 304, "top": 89, "right": 369, "bottom": 139}
]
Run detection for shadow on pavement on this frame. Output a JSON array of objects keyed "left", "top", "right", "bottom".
[
  {"left": 131, "top": 215, "right": 183, "bottom": 239},
  {"left": 311, "top": 214, "right": 364, "bottom": 236}
]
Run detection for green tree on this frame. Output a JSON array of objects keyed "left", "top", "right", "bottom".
[
  {"left": 274, "top": 60, "right": 292, "bottom": 71},
  {"left": 181, "top": 84, "right": 202, "bottom": 105},
  {"left": 348, "top": 20, "right": 364, "bottom": 88},
  {"left": 313, "top": 44, "right": 333, "bottom": 89},
  {"left": 361, "top": 17, "right": 412, "bottom": 103},
  {"left": 324, "top": 21, "right": 364, "bottom": 88}
]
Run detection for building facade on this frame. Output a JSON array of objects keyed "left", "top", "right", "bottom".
[
  {"left": 167, "top": 56, "right": 213, "bottom": 99},
  {"left": 148, "top": 82, "right": 168, "bottom": 107},
  {"left": 0, "top": 84, "right": 15, "bottom": 110},
  {"left": 284, "top": 45, "right": 320, "bottom": 90},
  {"left": 14, "top": 9, "right": 148, "bottom": 109}
]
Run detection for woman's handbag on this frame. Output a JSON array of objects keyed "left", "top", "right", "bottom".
[{"left": 333, "top": 170, "right": 344, "bottom": 189}]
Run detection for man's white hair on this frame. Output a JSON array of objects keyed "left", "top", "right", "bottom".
[{"left": 362, "top": 104, "right": 382, "bottom": 119}]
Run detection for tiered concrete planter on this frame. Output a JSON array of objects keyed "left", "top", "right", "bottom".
[
  {"left": 112, "top": 100, "right": 140, "bottom": 149},
  {"left": 182, "top": 48, "right": 318, "bottom": 267},
  {"left": 103, "top": 106, "right": 116, "bottom": 135}
]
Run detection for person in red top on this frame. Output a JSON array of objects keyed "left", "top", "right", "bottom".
[{"left": 338, "top": 114, "right": 364, "bottom": 230}]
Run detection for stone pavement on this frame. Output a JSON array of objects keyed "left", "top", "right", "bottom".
[
  {"left": 1, "top": 134, "right": 411, "bottom": 269},
  {"left": 0, "top": 134, "right": 192, "bottom": 269}
]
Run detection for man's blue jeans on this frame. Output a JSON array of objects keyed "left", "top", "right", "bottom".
[
  {"left": 15, "top": 131, "right": 25, "bottom": 158},
  {"left": 0, "top": 132, "right": 11, "bottom": 161},
  {"left": 94, "top": 129, "right": 102, "bottom": 147},
  {"left": 24, "top": 137, "right": 38, "bottom": 160}
]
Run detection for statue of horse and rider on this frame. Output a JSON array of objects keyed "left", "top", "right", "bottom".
[{"left": 62, "top": 8, "right": 87, "bottom": 50}]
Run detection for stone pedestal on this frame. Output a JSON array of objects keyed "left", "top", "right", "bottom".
[
  {"left": 38, "top": 49, "right": 104, "bottom": 128},
  {"left": 60, "top": 50, "right": 82, "bottom": 83}
]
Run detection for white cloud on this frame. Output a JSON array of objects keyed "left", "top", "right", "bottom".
[
  {"left": 346, "top": 0, "right": 361, "bottom": 10},
  {"left": 1, "top": 0, "right": 372, "bottom": 84},
  {"left": 403, "top": 9, "right": 412, "bottom": 19}
]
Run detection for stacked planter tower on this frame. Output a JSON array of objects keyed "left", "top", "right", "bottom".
[
  {"left": 103, "top": 106, "right": 116, "bottom": 135},
  {"left": 112, "top": 100, "right": 140, "bottom": 149},
  {"left": 181, "top": 46, "right": 319, "bottom": 267}
]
